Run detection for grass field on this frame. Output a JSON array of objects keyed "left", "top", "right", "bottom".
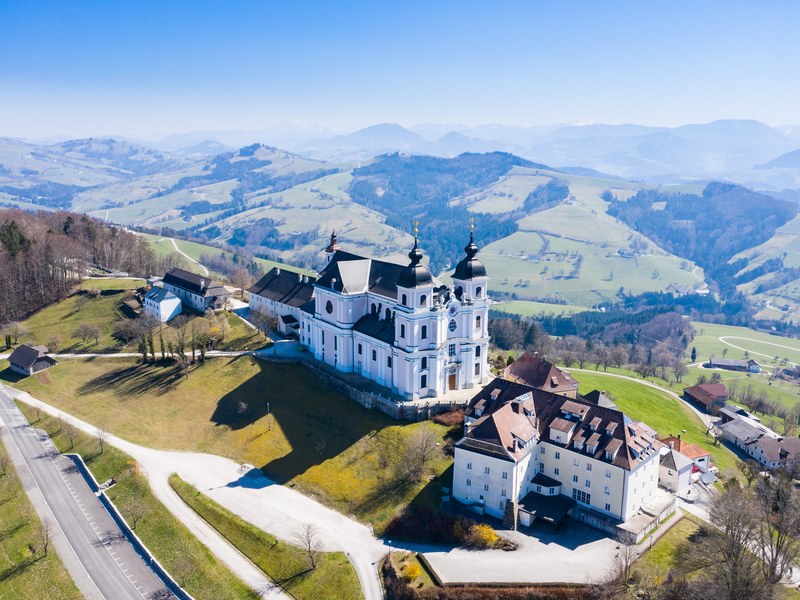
[
  {"left": 570, "top": 371, "right": 737, "bottom": 473},
  {"left": 0, "top": 439, "right": 82, "bottom": 600},
  {"left": 689, "top": 321, "right": 800, "bottom": 366},
  {"left": 14, "top": 403, "right": 256, "bottom": 600},
  {"left": 170, "top": 475, "right": 362, "bottom": 600},
  {"left": 22, "top": 287, "right": 139, "bottom": 353},
  {"left": 6, "top": 357, "right": 452, "bottom": 533},
  {"left": 491, "top": 300, "right": 592, "bottom": 317}
]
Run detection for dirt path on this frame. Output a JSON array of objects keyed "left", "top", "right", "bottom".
[{"left": 166, "top": 238, "right": 209, "bottom": 276}]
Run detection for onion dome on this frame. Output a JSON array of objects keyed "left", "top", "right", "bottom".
[
  {"left": 325, "top": 230, "right": 340, "bottom": 254},
  {"left": 398, "top": 236, "right": 433, "bottom": 288},
  {"left": 452, "top": 229, "right": 486, "bottom": 280}
]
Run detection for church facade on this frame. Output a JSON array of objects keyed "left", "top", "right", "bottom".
[{"left": 249, "top": 229, "right": 491, "bottom": 400}]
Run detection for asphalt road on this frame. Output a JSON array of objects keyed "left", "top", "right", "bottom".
[{"left": 0, "top": 389, "right": 173, "bottom": 600}]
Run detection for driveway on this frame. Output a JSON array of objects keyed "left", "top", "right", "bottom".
[{"left": 422, "top": 521, "right": 619, "bottom": 585}]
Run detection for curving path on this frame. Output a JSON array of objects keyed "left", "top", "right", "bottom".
[
  {"left": 718, "top": 336, "right": 800, "bottom": 367},
  {"left": 567, "top": 368, "right": 712, "bottom": 428}
]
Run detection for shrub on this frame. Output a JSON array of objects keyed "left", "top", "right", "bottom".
[
  {"left": 432, "top": 409, "right": 464, "bottom": 427},
  {"left": 465, "top": 523, "right": 499, "bottom": 548},
  {"left": 404, "top": 562, "right": 422, "bottom": 582}
]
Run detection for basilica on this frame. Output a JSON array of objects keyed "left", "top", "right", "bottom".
[{"left": 248, "top": 228, "right": 491, "bottom": 400}]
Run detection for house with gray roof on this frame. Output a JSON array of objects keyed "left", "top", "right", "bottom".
[
  {"left": 8, "top": 344, "right": 57, "bottom": 376},
  {"left": 143, "top": 286, "right": 182, "bottom": 323},
  {"left": 162, "top": 268, "right": 229, "bottom": 312}
]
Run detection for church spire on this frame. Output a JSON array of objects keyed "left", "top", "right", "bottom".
[{"left": 407, "top": 220, "right": 423, "bottom": 265}]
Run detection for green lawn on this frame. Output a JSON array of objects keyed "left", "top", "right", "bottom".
[
  {"left": 14, "top": 403, "right": 256, "bottom": 600},
  {"left": 170, "top": 475, "right": 362, "bottom": 600},
  {"left": 6, "top": 357, "right": 452, "bottom": 533},
  {"left": 689, "top": 321, "right": 800, "bottom": 366},
  {"left": 22, "top": 287, "right": 140, "bottom": 353},
  {"left": 635, "top": 514, "right": 703, "bottom": 576},
  {"left": 80, "top": 277, "right": 146, "bottom": 291},
  {"left": 571, "top": 371, "right": 738, "bottom": 473},
  {"left": 0, "top": 439, "right": 82, "bottom": 600},
  {"left": 491, "top": 300, "right": 592, "bottom": 317}
]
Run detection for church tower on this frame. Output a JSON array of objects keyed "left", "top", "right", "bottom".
[
  {"left": 450, "top": 219, "right": 491, "bottom": 387},
  {"left": 324, "top": 230, "right": 340, "bottom": 264}
]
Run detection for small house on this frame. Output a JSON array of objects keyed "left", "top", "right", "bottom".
[
  {"left": 705, "top": 357, "right": 760, "bottom": 373},
  {"left": 162, "top": 268, "right": 229, "bottom": 313},
  {"left": 8, "top": 344, "right": 57, "bottom": 376},
  {"left": 659, "top": 447, "right": 693, "bottom": 492},
  {"left": 660, "top": 435, "right": 711, "bottom": 473},
  {"left": 143, "top": 287, "right": 182, "bottom": 323}
]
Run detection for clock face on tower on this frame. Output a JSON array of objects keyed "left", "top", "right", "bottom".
[{"left": 447, "top": 302, "right": 459, "bottom": 318}]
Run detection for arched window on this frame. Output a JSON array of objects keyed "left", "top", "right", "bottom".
[
  {"left": 420, "top": 294, "right": 427, "bottom": 307},
  {"left": 371, "top": 303, "right": 377, "bottom": 314},
  {"left": 476, "top": 287, "right": 482, "bottom": 298},
  {"left": 476, "top": 315, "right": 482, "bottom": 330},
  {"left": 385, "top": 308, "right": 392, "bottom": 320},
  {"left": 421, "top": 357, "right": 428, "bottom": 370},
  {"left": 401, "top": 293, "right": 407, "bottom": 306}
]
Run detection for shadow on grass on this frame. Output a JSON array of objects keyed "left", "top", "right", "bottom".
[
  {"left": 78, "top": 363, "right": 189, "bottom": 397},
  {"left": 209, "top": 359, "right": 392, "bottom": 484},
  {"left": 0, "top": 521, "right": 27, "bottom": 541},
  {"left": 0, "top": 556, "right": 43, "bottom": 581},
  {"left": 0, "top": 368, "right": 26, "bottom": 383}
]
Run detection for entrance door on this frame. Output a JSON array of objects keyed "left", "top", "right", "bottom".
[{"left": 448, "top": 373, "right": 457, "bottom": 390}]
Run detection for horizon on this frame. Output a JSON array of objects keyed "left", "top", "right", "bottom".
[{"left": 2, "top": 1, "right": 800, "bottom": 138}]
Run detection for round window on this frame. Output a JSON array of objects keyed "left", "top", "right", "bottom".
[
  {"left": 325, "top": 300, "right": 333, "bottom": 314},
  {"left": 448, "top": 319, "right": 457, "bottom": 332}
]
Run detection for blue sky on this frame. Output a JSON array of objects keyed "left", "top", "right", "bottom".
[{"left": 1, "top": 1, "right": 798, "bottom": 137}]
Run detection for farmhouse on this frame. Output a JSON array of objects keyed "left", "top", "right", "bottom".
[
  {"left": 248, "top": 269, "right": 316, "bottom": 336},
  {"left": 502, "top": 352, "right": 579, "bottom": 398},
  {"left": 659, "top": 435, "right": 711, "bottom": 473},
  {"left": 256, "top": 229, "right": 490, "bottom": 400},
  {"left": 452, "top": 378, "right": 662, "bottom": 536},
  {"left": 683, "top": 383, "right": 728, "bottom": 414},
  {"left": 143, "top": 287, "right": 182, "bottom": 323},
  {"left": 718, "top": 412, "right": 800, "bottom": 470},
  {"left": 161, "top": 268, "right": 229, "bottom": 313},
  {"left": 705, "top": 357, "right": 760, "bottom": 373},
  {"left": 8, "top": 344, "right": 57, "bottom": 376}
]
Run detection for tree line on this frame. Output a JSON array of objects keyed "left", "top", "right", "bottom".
[{"left": 0, "top": 209, "right": 176, "bottom": 323}]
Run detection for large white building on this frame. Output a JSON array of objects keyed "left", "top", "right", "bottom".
[
  {"left": 453, "top": 379, "right": 662, "bottom": 531},
  {"left": 248, "top": 231, "right": 491, "bottom": 400}
]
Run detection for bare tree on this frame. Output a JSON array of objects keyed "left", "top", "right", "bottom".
[
  {"left": 36, "top": 520, "right": 53, "bottom": 556},
  {"left": 46, "top": 335, "right": 61, "bottom": 352},
  {"left": 63, "top": 422, "right": 76, "bottom": 450},
  {"left": 737, "top": 459, "right": 762, "bottom": 487},
  {"left": 3, "top": 322, "right": 27, "bottom": 344},
  {"left": 126, "top": 495, "right": 150, "bottom": 530},
  {"left": 293, "top": 523, "right": 322, "bottom": 570},
  {"left": 672, "top": 358, "right": 688, "bottom": 383},
  {"left": 0, "top": 454, "right": 9, "bottom": 476},
  {"left": 403, "top": 426, "right": 440, "bottom": 482},
  {"left": 95, "top": 429, "right": 109, "bottom": 454},
  {"left": 754, "top": 471, "right": 800, "bottom": 583},
  {"left": 73, "top": 323, "right": 99, "bottom": 345}
]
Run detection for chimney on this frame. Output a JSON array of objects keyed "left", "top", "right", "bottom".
[
  {"left": 200, "top": 279, "right": 205, "bottom": 290},
  {"left": 276, "top": 268, "right": 281, "bottom": 276},
  {"left": 669, "top": 440, "right": 674, "bottom": 449},
  {"left": 298, "top": 272, "right": 303, "bottom": 282},
  {"left": 490, "top": 389, "right": 501, "bottom": 401}
]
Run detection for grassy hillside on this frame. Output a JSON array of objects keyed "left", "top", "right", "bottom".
[
  {"left": 5, "top": 357, "right": 453, "bottom": 533},
  {"left": 0, "top": 439, "right": 82, "bottom": 600}
]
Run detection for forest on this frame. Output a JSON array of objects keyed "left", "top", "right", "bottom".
[
  {"left": 607, "top": 183, "right": 797, "bottom": 296},
  {"left": 348, "top": 152, "right": 550, "bottom": 271},
  {"left": 0, "top": 209, "right": 174, "bottom": 323}
]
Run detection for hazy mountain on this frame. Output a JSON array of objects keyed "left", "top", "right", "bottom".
[{"left": 756, "top": 149, "right": 800, "bottom": 169}]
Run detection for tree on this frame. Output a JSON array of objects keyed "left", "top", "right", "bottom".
[
  {"left": 73, "top": 323, "right": 100, "bottom": 346},
  {"left": 465, "top": 523, "right": 499, "bottom": 548},
  {"left": 737, "top": 459, "right": 762, "bottom": 487},
  {"left": 126, "top": 495, "right": 151, "bottom": 529},
  {"left": 672, "top": 358, "right": 688, "bottom": 383},
  {"left": 403, "top": 426, "right": 440, "bottom": 482},
  {"left": 250, "top": 309, "right": 279, "bottom": 340},
  {"left": 0, "top": 454, "right": 8, "bottom": 476},
  {"left": 722, "top": 348, "right": 728, "bottom": 358},
  {"left": 754, "top": 471, "right": 800, "bottom": 583},
  {"left": 46, "top": 335, "right": 61, "bottom": 352},
  {"left": 36, "top": 520, "right": 53, "bottom": 557},
  {"left": 3, "top": 322, "right": 27, "bottom": 344},
  {"left": 293, "top": 523, "right": 322, "bottom": 570},
  {"left": 64, "top": 422, "right": 76, "bottom": 450},
  {"left": 95, "top": 429, "right": 109, "bottom": 454},
  {"left": 691, "top": 346, "right": 697, "bottom": 362}
]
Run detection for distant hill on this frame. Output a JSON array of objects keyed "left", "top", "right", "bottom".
[{"left": 756, "top": 149, "right": 800, "bottom": 169}]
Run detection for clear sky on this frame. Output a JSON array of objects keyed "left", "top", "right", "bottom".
[{"left": 1, "top": 0, "right": 798, "bottom": 138}]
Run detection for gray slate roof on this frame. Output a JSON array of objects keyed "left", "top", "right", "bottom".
[{"left": 145, "top": 287, "right": 178, "bottom": 303}]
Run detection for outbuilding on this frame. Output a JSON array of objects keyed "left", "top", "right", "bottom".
[{"left": 8, "top": 344, "right": 57, "bottom": 376}]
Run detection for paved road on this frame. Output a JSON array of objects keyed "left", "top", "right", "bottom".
[{"left": 0, "top": 389, "right": 173, "bottom": 600}]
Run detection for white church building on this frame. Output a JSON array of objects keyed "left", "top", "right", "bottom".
[{"left": 248, "top": 229, "right": 491, "bottom": 400}]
